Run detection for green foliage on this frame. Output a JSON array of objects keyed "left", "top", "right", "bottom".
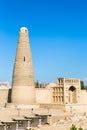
[
  {"left": 70, "top": 124, "right": 77, "bottom": 130},
  {"left": 35, "top": 80, "right": 39, "bottom": 88},
  {"left": 81, "top": 81, "right": 85, "bottom": 90},
  {"left": 70, "top": 125, "right": 83, "bottom": 130},
  {"left": 80, "top": 80, "right": 87, "bottom": 90},
  {"left": 78, "top": 128, "right": 83, "bottom": 130}
]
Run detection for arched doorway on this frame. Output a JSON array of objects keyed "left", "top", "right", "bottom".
[{"left": 69, "top": 86, "right": 77, "bottom": 103}]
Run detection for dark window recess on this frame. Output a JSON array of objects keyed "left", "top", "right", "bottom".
[
  {"left": 24, "top": 57, "right": 25, "bottom": 62},
  {"left": 25, "top": 30, "right": 27, "bottom": 33}
]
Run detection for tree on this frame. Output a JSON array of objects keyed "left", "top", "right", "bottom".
[
  {"left": 78, "top": 128, "right": 83, "bottom": 130},
  {"left": 35, "top": 80, "right": 39, "bottom": 88},
  {"left": 70, "top": 124, "right": 77, "bottom": 130},
  {"left": 80, "top": 81, "right": 85, "bottom": 90},
  {"left": 70, "top": 125, "right": 83, "bottom": 130}
]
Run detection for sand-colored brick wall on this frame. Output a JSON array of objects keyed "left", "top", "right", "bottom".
[
  {"left": 80, "top": 90, "right": 87, "bottom": 104},
  {"left": 11, "top": 27, "right": 36, "bottom": 104},
  {"left": 36, "top": 89, "right": 52, "bottom": 104},
  {"left": 0, "top": 88, "right": 8, "bottom": 107}
]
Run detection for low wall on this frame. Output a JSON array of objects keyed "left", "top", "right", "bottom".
[
  {"left": 6, "top": 103, "right": 40, "bottom": 109},
  {"left": 65, "top": 104, "right": 87, "bottom": 112},
  {"left": 40, "top": 104, "right": 65, "bottom": 110}
]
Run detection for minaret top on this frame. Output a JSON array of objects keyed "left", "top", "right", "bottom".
[{"left": 20, "top": 27, "right": 28, "bottom": 34}]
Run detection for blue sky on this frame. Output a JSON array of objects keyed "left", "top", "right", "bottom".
[{"left": 0, "top": 0, "right": 87, "bottom": 85}]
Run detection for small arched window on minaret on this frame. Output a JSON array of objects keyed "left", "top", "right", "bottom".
[
  {"left": 25, "top": 29, "right": 27, "bottom": 33},
  {"left": 24, "top": 56, "right": 25, "bottom": 62}
]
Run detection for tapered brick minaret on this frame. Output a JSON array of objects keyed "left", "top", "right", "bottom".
[{"left": 11, "top": 27, "right": 35, "bottom": 104}]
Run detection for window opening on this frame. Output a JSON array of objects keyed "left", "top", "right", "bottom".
[{"left": 24, "top": 57, "right": 25, "bottom": 62}]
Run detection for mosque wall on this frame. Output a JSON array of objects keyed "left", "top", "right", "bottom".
[
  {"left": 0, "top": 82, "right": 9, "bottom": 107},
  {"left": 36, "top": 88, "right": 52, "bottom": 104},
  {"left": 80, "top": 90, "right": 87, "bottom": 104}
]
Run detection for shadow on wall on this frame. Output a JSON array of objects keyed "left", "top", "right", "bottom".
[{"left": 8, "top": 89, "right": 12, "bottom": 103}]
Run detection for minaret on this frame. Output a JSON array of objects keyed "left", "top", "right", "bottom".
[{"left": 11, "top": 27, "right": 35, "bottom": 104}]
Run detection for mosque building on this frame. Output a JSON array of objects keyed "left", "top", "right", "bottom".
[{"left": 0, "top": 27, "right": 87, "bottom": 111}]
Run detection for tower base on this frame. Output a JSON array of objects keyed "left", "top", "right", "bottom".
[{"left": 11, "top": 85, "right": 36, "bottom": 104}]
